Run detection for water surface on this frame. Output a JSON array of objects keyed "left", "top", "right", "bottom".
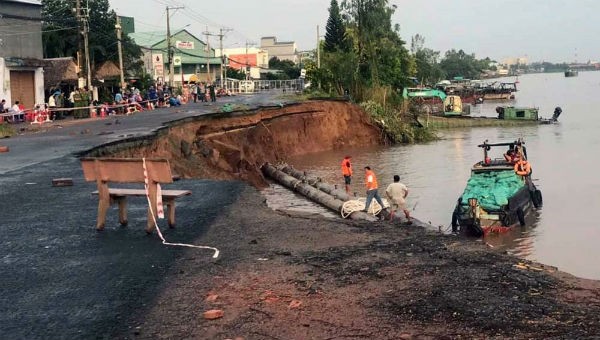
[{"left": 271, "top": 72, "right": 600, "bottom": 280}]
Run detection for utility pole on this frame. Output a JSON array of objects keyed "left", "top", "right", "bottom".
[
  {"left": 316, "top": 25, "right": 320, "bottom": 69},
  {"left": 115, "top": 15, "right": 125, "bottom": 91},
  {"left": 204, "top": 28, "right": 211, "bottom": 83},
  {"left": 219, "top": 28, "right": 232, "bottom": 90},
  {"left": 166, "top": 6, "right": 184, "bottom": 88},
  {"left": 81, "top": 0, "right": 91, "bottom": 89},
  {"left": 74, "top": 0, "right": 82, "bottom": 86},
  {"left": 245, "top": 41, "right": 249, "bottom": 81}
]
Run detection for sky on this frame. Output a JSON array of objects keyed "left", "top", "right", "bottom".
[{"left": 108, "top": 0, "right": 599, "bottom": 64}]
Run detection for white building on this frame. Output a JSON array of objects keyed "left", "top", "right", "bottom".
[{"left": 260, "top": 36, "right": 298, "bottom": 64}]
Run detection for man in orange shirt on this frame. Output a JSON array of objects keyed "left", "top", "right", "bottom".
[
  {"left": 364, "top": 166, "right": 385, "bottom": 215},
  {"left": 341, "top": 155, "right": 352, "bottom": 194}
]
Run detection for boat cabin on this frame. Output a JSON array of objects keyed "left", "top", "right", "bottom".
[{"left": 496, "top": 106, "right": 539, "bottom": 120}]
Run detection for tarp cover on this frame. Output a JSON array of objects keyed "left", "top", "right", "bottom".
[{"left": 460, "top": 170, "right": 524, "bottom": 211}]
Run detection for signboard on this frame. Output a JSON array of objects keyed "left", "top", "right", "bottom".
[
  {"left": 173, "top": 56, "right": 182, "bottom": 66},
  {"left": 300, "top": 69, "right": 306, "bottom": 79},
  {"left": 152, "top": 54, "right": 163, "bottom": 67},
  {"left": 154, "top": 64, "right": 164, "bottom": 78},
  {"left": 176, "top": 41, "right": 194, "bottom": 49}
]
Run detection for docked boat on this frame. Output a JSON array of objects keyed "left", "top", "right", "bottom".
[
  {"left": 565, "top": 70, "right": 578, "bottom": 77},
  {"left": 496, "top": 106, "right": 562, "bottom": 124},
  {"left": 451, "top": 139, "right": 542, "bottom": 237},
  {"left": 477, "top": 81, "right": 517, "bottom": 101},
  {"left": 443, "top": 95, "right": 471, "bottom": 116}
]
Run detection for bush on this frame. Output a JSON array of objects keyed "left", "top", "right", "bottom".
[{"left": 360, "top": 100, "right": 437, "bottom": 144}]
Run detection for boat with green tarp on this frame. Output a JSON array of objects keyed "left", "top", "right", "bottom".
[{"left": 451, "top": 139, "right": 542, "bottom": 237}]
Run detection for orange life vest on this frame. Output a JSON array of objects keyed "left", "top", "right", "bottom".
[
  {"left": 341, "top": 159, "right": 352, "bottom": 176},
  {"left": 365, "top": 170, "right": 378, "bottom": 190},
  {"left": 514, "top": 160, "right": 531, "bottom": 176}
]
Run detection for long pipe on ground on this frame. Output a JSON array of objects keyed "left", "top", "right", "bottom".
[
  {"left": 281, "top": 165, "right": 352, "bottom": 202},
  {"left": 261, "top": 163, "right": 376, "bottom": 221},
  {"left": 279, "top": 164, "right": 429, "bottom": 227}
]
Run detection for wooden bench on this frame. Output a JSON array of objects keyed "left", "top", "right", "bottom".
[{"left": 81, "top": 157, "right": 191, "bottom": 233}]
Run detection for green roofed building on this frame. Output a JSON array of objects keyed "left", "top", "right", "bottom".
[{"left": 129, "top": 29, "right": 222, "bottom": 85}]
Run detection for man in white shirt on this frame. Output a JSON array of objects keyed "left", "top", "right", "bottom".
[{"left": 385, "top": 175, "right": 411, "bottom": 224}]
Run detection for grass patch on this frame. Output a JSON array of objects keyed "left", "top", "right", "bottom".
[{"left": 0, "top": 124, "right": 16, "bottom": 138}]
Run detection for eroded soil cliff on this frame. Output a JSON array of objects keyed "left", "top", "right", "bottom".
[{"left": 93, "top": 100, "right": 382, "bottom": 187}]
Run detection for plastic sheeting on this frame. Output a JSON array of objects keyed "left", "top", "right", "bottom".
[{"left": 460, "top": 170, "right": 524, "bottom": 211}]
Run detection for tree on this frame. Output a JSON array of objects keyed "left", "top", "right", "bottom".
[
  {"left": 225, "top": 67, "right": 246, "bottom": 80},
  {"left": 268, "top": 57, "right": 300, "bottom": 79},
  {"left": 324, "top": 0, "right": 346, "bottom": 52},
  {"left": 42, "top": 0, "right": 142, "bottom": 76},
  {"left": 410, "top": 34, "right": 444, "bottom": 84},
  {"left": 340, "top": 0, "right": 413, "bottom": 88},
  {"left": 439, "top": 49, "right": 489, "bottom": 79}
]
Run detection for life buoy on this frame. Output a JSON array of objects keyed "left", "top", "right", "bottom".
[{"left": 514, "top": 160, "right": 531, "bottom": 176}]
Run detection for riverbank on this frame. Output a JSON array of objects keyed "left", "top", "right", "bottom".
[
  {"left": 2, "top": 97, "right": 600, "bottom": 339},
  {"left": 125, "top": 185, "right": 600, "bottom": 339}
]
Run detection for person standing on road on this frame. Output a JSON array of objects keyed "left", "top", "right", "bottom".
[
  {"left": 209, "top": 83, "right": 216, "bottom": 102},
  {"left": 363, "top": 166, "right": 385, "bottom": 215},
  {"left": 341, "top": 155, "right": 353, "bottom": 194},
  {"left": 385, "top": 175, "right": 411, "bottom": 224},
  {"left": 191, "top": 83, "right": 198, "bottom": 103}
]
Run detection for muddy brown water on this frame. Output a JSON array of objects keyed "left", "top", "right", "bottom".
[{"left": 267, "top": 72, "right": 600, "bottom": 280}]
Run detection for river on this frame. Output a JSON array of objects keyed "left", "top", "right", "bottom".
[{"left": 265, "top": 71, "right": 600, "bottom": 280}]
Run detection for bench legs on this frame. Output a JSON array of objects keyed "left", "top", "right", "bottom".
[
  {"left": 116, "top": 197, "right": 128, "bottom": 226},
  {"left": 97, "top": 194, "right": 179, "bottom": 233},
  {"left": 97, "top": 198, "right": 109, "bottom": 231},
  {"left": 165, "top": 198, "right": 176, "bottom": 228}
]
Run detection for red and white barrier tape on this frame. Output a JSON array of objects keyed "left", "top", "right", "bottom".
[{"left": 142, "top": 158, "right": 220, "bottom": 258}]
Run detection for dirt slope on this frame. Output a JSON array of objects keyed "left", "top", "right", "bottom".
[{"left": 99, "top": 100, "right": 382, "bottom": 187}]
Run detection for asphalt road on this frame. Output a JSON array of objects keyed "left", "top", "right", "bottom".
[{"left": 0, "top": 92, "right": 289, "bottom": 339}]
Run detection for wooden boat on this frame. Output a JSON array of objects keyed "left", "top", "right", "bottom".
[
  {"left": 451, "top": 139, "right": 542, "bottom": 237},
  {"left": 478, "top": 82, "right": 517, "bottom": 101}
]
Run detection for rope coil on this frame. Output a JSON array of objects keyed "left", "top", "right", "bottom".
[{"left": 341, "top": 198, "right": 388, "bottom": 218}]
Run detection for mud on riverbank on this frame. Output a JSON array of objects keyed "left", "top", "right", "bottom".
[
  {"left": 126, "top": 186, "right": 600, "bottom": 339},
  {"left": 84, "top": 100, "right": 383, "bottom": 187},
  {"left": 76, "top": 99, "right": 600, "bottom": 338}
]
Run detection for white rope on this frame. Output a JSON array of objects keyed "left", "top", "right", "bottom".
[
  {"left": 143, "top": 158, "right": 220, "bottom": 258},
  {"left": 341, "top": 197, "right": 388, "bottom": 219}
]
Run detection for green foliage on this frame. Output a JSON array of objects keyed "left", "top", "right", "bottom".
[
  {"left": 0, "top": 124, "right": 16, "bottom": 138},
  {"left": 360, "top": 100, "right": 437, "bottom": 144},
  {"left": 268, "top": 57, "right": 301, "bottom": 79},
  {"left": 225, "top": 67, "right": 246, "bottom": 80},
  {"left": 341, "top": 0, "right": 413, "bottom": 89},
  {"left": 41, "top": 0, "right": 142, "bottom": 76},
  {"left": 439, "top": 49, "right": 492, "bottom": 79},
  {"left": 410, "top": 35, "right": 444, "bottom": 84},
  {"left": 324, "top": 0, "right": 347, "bottom": 53}
]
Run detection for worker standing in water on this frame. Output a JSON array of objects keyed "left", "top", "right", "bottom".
[
  {"left": 341, "top": 155, "right": 353, "bottom": 194},
  {"left": 363, "top": 166, "right": 385, "bottom": 215}
]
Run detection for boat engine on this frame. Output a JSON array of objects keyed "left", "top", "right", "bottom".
[
  {"left": 496, "top": 106, "right": 505, "bottom": 119},
  {"left": 552, "top": 107, "right": 562, "bottom": 122}
]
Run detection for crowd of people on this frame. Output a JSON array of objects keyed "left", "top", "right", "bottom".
[{"left": 1, "top": 81, "right": 227, "bottom": 124}]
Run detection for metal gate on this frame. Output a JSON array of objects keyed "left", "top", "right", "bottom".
[{"left": 10, "top": 70, "right": 35, "bottom": 109}]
